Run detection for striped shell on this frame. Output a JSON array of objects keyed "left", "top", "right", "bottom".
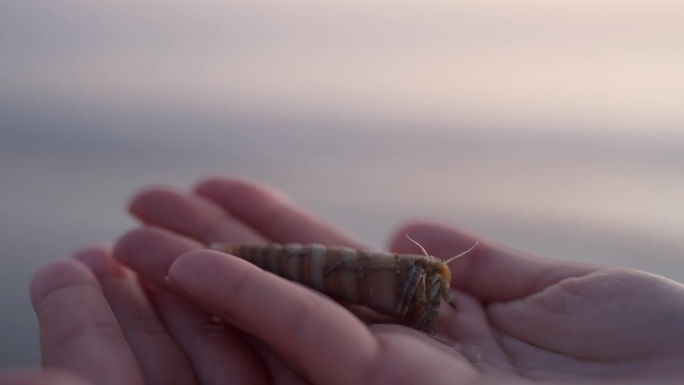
[{"left": 211, "top": 243, "right": 457, "bottom": 331}]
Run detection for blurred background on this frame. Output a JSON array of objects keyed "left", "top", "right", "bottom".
[{"left": 1, "top": 0, "right": 683, "bottom": 367}]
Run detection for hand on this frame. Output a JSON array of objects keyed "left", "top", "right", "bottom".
[
  {"left": 29, "top": 177, "right": 362, "bottom": 385},
  {"left": 30, "top": 177, "right": 684, "bottom": 385}
]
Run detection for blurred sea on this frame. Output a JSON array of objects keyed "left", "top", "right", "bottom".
[{"left": 1, "top": 0, "right": 683, "bottom": 368}]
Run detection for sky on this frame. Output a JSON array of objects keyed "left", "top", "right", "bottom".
[{"left": 2, "top": 0, "right": 683, "bottom": 132}]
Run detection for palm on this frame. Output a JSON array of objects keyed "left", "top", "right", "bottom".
[
  {"left": 31, "top": 177, "right": 684, "bottom": 385},
  {"left": 472, "top": 270, "right": 684, "bottom": 380},
  {"left": 354, "top": 270, "right": 684, "bottom": 385}
]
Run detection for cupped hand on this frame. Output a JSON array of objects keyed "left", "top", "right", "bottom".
[
  {"left": 390, "top": 222, "right": 684, "bottom": 383},
  {"left": 30, "top": 177, "right": 684, "bottom": 385}
]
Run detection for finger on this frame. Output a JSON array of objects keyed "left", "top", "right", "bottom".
[
  {"left": 73, "top": 246, "right": 198, "bottom": 385},
  {"left": 142, "top": 283, "right": 271, "bottom": 385},
  {"left": 194, "top": 177, "right": 366, "bottom": 248},
  {"left": 245, "top": 338, "right": 313, "bottom": 385},
  {"left": 129, "top": 186, "right": 265, "bottom": 244},
  {"left": 0, "top": 370, "right": 91, "bottom": 385},
  {"left": 113, "top": 226, "right": 203, "bottom": 287},
  {"left": 115, "top": 224, "right": 388, "bottom": 327},
  {"left": 389, "top": 220, "right": 599, "bottom": 302},
  {"left": 167, "top": 250, "right": 379, "bottom": 385},
  {"left": 366, "top": 325, "right": 478, "bottom": 384},
  {"left": 30, "top": 259, "right": 145, "bottom": 385}
]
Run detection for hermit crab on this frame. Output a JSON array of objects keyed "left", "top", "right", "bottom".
[{"left": 211, "top": 237, "right": 476, "bottom": 332}]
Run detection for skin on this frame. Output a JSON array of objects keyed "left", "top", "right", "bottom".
[{"left": 13, "top": 176, "right": 684, "bottom": 385}]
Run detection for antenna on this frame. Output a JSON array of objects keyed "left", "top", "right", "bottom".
[
  {"left": 444, "top": 242, "right": 479, "bottom": 265},
  {"left": 405, "top": 234, "right": 430, "bottom": 258}
]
